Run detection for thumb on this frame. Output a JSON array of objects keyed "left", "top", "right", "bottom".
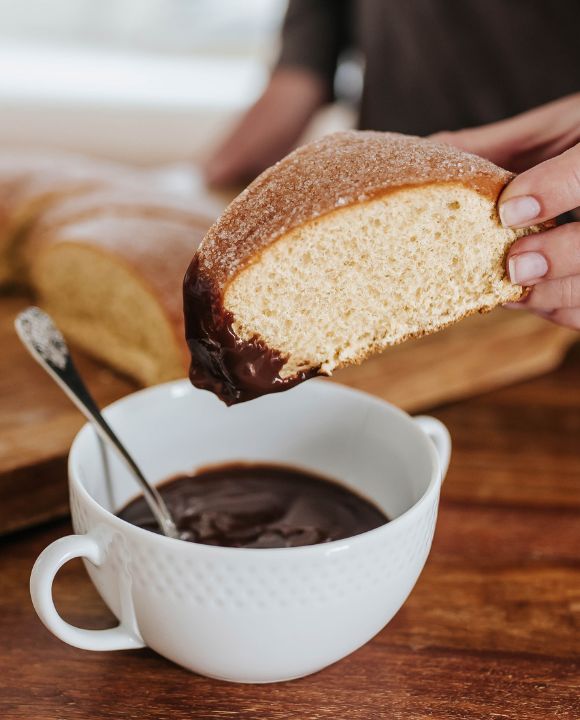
[{"left": 498, "top": 143, "right": 580, "bottom": 228}]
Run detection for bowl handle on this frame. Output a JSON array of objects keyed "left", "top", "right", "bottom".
[
  {"left": 30, "top": 533, "right": 145, "bottom": 651},
  {"left": 413, "top": 416, "right": 451, "bottom": 481}
]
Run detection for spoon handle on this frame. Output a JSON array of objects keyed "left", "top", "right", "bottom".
[{"left": 15, "top": 307, "right": 179, "bottom": 539}]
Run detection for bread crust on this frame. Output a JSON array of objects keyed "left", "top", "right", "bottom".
[
  {"left": 36, "top": 216, "right": 208, "bottom": 333},
  {"left": 196, "top": 131, "right": 514, "bottom": 297},
  {"left": 30, "top": 187, "right": 214, "bottom": 237}
]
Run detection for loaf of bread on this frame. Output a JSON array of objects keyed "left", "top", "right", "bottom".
[
  {"left": 22, "top": 185, "right": 214, "bottom": 282},
  {"left": 184, "top": 130, "right": 543, "bottom": 404},
  {"left": 0, "top": 151, "right": 143, "bottom": 285},
  {"left": 0, "top": 150, "right": 215, "bottom": 384},
  {"left": 30, "top": 214, "right": 209, "bottom": 384}
]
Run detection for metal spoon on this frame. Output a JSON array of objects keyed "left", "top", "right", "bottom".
[{"left": 15, "top": 306, "right": 179, "bottom": 539}]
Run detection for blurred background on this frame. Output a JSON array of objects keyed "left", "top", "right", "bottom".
[{"left": 0, "top": 0, "right": 330, "bottom": 163}]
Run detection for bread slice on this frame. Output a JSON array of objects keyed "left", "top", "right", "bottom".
[
  {"left": 30, "top": 214, "right": 210, "bottom": 385},
  {"left": 184, "top": 130, "right": 542, "bottom": 404}
]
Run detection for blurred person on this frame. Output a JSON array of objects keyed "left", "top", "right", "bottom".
[{"left": 205, "top": 0, "right": 579, "bottom": 187}]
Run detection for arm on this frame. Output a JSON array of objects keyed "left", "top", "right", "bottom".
[
  {"left": 204, "top": 0, "right": 350, "bottom": 188},
  {"left": 204, "top": 68, "right": 327, "bottom": 188}
]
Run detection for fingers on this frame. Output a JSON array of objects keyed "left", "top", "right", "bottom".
[
  {"left": 505, "top": 302, "right": 580, "bottom": 330},
  {"left": 431, "top": 93, "right": 580, "bottom": 171},
  {"left": 507, "top": 223, "right": 580, "bottom": 285},
  {"left": 506, "top": 222, "right": 580, "bottom": 327},
  {"left": 204, "top": 141, "right": 259, "bottom": 188},
  {"left": 521, "top": 275, "right": 580, "bottom": 312},
  {"left": 431, "top": 112, "right": 541, "bottom": 169},
  {"left": 499, "top": 143, "right": 580, "bottom": 228},
  {"left": 431, "top": 124, "right": 520, "bottom": 167},
  {"left": 542, "top": 308, "right": 580, "bottom": 331}
]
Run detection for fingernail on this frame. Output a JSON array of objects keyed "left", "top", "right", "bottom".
[
  {"left": 499, "top": 196, "right": 541, "bottom": 227},
  {"left": 508, "top": 252, "right": 548, "bottom": 284}
]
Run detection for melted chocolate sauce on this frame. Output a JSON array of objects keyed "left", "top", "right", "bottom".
[
  {"left": 117, "top": 463, "right": 388, "bottom": 548},
  {"left": 183, "top": 256, "right": 319, "bottom": 405}
]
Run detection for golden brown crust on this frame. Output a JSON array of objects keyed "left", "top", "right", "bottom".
[
  {"left": 0, "top": 151, "right": 144, "bottom": 283},
  {"left": 22, "top": 189, "right": 215, "bottom": 280},
  {"left": 0, "top": 151, "right": 141, "bottom": 221},
  {"left": 0, "top": 149, "right": 217, "bottom": 383},
  {"left": 30, "top": 187, "right": 215, "bottom": 237},
  {"left": 196, "top": 131, "right": 514, "bottom": 294},
  {"left": 36, "top": 215, "right": 209, "bottom": 334}
]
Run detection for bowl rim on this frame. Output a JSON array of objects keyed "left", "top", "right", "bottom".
[{"left": 68, "top": 378, "right": 444, "bottom": 557}]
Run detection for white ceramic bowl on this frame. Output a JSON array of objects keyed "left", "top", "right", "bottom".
[{"left": 30, "top": 379, "right": 450, "bottom": 683}]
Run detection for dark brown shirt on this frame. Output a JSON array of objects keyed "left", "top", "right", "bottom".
[{"left": 277, "top": 0, "right": 579, "bottom": 135}]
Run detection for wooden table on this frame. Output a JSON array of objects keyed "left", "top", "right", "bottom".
[{"left": 1, "top": 346, "right": 580, "bottom": 720}]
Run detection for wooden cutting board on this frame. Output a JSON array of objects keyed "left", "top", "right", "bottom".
[
  {"left": 0, "top": 293, "right": 577, "bottom": 536},
  {"left": 0, "top": 295, "right": 134, "bottom": 535}
]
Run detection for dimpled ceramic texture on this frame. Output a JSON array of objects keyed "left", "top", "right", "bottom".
[{"left": 31, "top": 379, "right": 450, "bottom": 683}]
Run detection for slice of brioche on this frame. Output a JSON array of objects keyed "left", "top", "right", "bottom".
[
  {"left": 185, "top": 130, "right": 543, "bottom": 404},
  {"left": 30, "top": 214, "right": 209, "bottom": 384}
]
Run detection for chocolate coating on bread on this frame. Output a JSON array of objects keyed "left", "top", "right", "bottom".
[{"left": 184, "top": 255, "right": 318, "bottom": 404}]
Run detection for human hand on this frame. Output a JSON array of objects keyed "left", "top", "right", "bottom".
[
  {"left": 204, "top": 68, "right": 327, "bottom": 189},
  {"left": 433, "top": 94, "right": 580, "bottom": 329}
]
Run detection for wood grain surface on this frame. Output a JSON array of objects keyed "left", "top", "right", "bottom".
[
  {"left": 0, "top": 292, "right": 576, "bottom": 535},
  {"left": 0, "top": 295, "right": 134, "bottom": 534},
  {"left": 1, "top": 344, "right": 579, "bottom": 719}
]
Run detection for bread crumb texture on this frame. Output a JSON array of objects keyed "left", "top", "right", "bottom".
[
  {"left": 197, "top": 130, "right": 514, "bottom": 287},
  {"left": 195, "top": 131, "right": 536, "bottom": 378},
  {"left": 30, "top": 216, "right": 208, "bottom": 385},
  {"left": 225, "top": 183, "right": 530, "bottom": 377}
]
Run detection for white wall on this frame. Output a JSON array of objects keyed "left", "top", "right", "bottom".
[{"left": 0, "top": 0, "right": 286, "bottom": 162}]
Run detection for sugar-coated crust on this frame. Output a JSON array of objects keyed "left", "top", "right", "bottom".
[{"left": 196, "top": 130, "right": 514, "bottom": 294}]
